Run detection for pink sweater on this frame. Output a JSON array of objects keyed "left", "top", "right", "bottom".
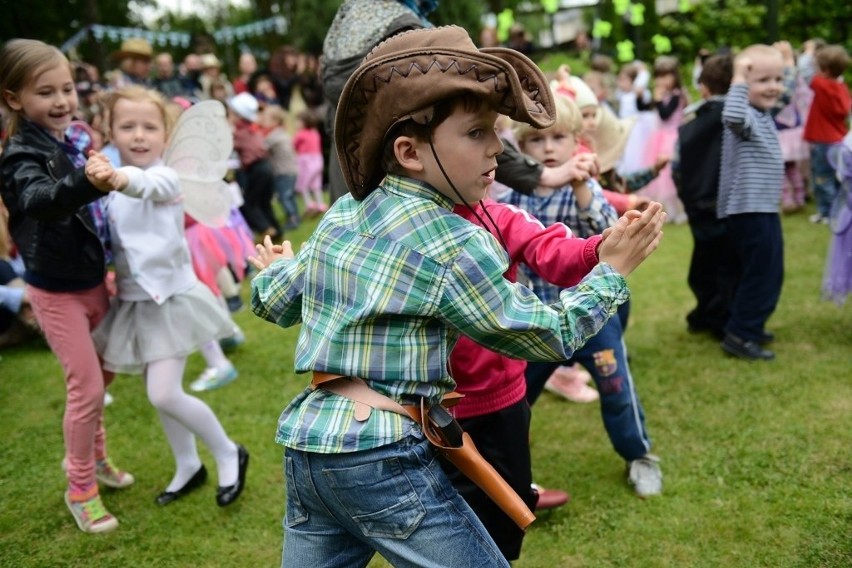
[
  {"left": 292, "top": 127, "right": 322, "bottom": 156},
  {"left": 449, "top": 200, "right": 601, "bottom": 419}
]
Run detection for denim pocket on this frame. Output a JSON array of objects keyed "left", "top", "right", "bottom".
[
  {"left": 284, "top": 455, "right": 309, "bottom": 527},
  {"left": 323, "top": 457, "right": 426, "bottom": 539}
]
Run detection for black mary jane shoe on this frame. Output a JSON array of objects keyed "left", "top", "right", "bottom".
[
  {"left": 216, "top": 444, "right": 249, "bottom": 507},
  {"left": 155, "top": 465, "right": 208, "bottom": 506}
]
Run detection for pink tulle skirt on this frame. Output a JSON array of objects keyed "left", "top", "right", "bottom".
[
  {"left": 185, "top": 209, "right": 255, "bottom": 297},
  {"left": 638, "top": 123, "right": 686, "bottom": 223},
  {"left": 777, "top": 127, "right": 809, "bottom": 163}
]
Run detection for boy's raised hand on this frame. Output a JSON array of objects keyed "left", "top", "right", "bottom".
[
  {"left": 598, "top": 202, "right": 666, "bottom": 277},
  {"left": 249, "top": 235, "right": 294, "bottom": 271}
]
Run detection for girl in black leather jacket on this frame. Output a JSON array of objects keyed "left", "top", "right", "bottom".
[{"left": 0, "top": 38, "right": 128, "bottom": 534}]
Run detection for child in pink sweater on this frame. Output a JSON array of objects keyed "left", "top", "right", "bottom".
[{"left": 292, "top": 109, "right": 326, "bottom": 216}]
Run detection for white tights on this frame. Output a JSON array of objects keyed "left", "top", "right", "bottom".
[{"left": 145, "top": 357, "right": 238, "bottom": 490}]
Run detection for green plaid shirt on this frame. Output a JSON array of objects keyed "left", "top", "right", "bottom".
[{"left": 251, "top": 175, "right": 629, "bottom": 453}]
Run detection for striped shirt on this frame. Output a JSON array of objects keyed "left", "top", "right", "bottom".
[
  {"left": 503, "top": 180, "right": 618, "bottom": 304},
  {"left": 717, "top": 83, "right": 784, "bottom": 218},
  {"left": 251, "top": 175, "right": 628, "bottom": 453}
]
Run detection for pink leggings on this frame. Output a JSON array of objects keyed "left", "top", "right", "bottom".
[{"left": 28, "top": 283, "right": 114, "bottom": 489}]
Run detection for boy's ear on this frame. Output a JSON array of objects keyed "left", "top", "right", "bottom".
[
  {"left": 3, "top": 90, "right": 22, "bottom": 111},
  {"left": 393, "top": 135, "right": 425, "bottom": 174}
]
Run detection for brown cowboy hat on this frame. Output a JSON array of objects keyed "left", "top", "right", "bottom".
[
  {"left": 335, "top": 25, "right": 555, "bottom": 197},
  {"left": 113, "top": 37, "right": 153, "bottom": 61}
]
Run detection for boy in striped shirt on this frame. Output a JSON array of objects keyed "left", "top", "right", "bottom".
[{"left": 718, "top": 44, "right": 786, "bottom": 360}]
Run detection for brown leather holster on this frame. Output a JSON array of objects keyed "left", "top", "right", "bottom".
[{"left": 311, "top": 372, "right": 536, "bottom": 530}]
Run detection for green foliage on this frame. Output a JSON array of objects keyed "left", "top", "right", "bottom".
[
  {"left": 659, "top": 0, "right": 766, "bottom": 56},
  {"left": 1, "top": 205, "right": 850, "bottom": 567}
]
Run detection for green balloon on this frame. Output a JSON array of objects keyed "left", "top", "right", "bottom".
[
  {"left": 617, "top": 39, "right": 635, "bottom": 62},
  {"left": 592, "top": 20, "right": 613, "bottom": 39}
]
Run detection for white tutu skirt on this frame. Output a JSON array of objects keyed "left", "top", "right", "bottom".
[{"left": 93, "top": 282, "right": 234, "bottom": 374}]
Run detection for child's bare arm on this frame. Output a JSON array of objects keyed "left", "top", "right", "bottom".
[
  {"left": 84, "top": 151, "right": 128, "bottom": 192},
  {"left": 597, "top": 202, "right": 665, "bottom": 276}
]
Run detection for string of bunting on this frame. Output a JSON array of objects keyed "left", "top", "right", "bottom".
[{"left": 59, "top": 16, "right": 288, "bottom": 54}]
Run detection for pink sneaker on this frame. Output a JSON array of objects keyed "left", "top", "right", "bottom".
[
  {"left": 531, "top": 484, "right": 570, "bottom": 510},
  {"left": 553, "top": 363, "right": 592, "bottom": 384},
  {"left": 544, "top": 366, "right": 599, "bottom": 403}
]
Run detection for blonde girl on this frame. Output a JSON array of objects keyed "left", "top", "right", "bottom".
[
  {"left": 87, "top": 86, "right": 249, "bottom": 509},
  {"left": 0, "top": 39, "right": 130, "bottom": 534}
]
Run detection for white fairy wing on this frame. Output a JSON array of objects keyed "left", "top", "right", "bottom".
[
  {"left": 181, "top": 179, "right": 233, "bottom": 228},
  {"left": 165, "top": 100, "right": 234, "bottom": 226}
]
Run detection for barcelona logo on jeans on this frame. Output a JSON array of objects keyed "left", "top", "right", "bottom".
[{"left": 593, "top": 349, "right": 618, "bottom": 377}]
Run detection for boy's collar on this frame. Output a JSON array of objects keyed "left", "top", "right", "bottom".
[{"left": 381, "top": 174, "right": 456, "bottom": 210}]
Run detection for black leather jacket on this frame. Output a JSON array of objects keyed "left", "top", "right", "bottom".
[{"left": 0, "top": 120, "right": 107, "bottom": 288}]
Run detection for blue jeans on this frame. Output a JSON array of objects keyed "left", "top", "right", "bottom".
[
  {"left": 273, "top": 173, "right": 300, "bottom": 227},
  {"left": 810, "top": 142, "right": 839, "bottom": 218},
  {"left": 526, "top": 311, "right": 652, "bottom": 462},
  {"left": 281, "top": 436, "right": 509, "bottom": 568}
]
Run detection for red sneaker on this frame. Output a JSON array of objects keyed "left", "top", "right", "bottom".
[{"left": 531, "top": 484, "right": 570, "bottom": 510}]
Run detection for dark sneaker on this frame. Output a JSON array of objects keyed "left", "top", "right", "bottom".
[
  {"left": 756, "top": 330, "right": 775, "bottom": 345},
  {"left": 721, "top": 333, "right": 775, "bottom": 361}
]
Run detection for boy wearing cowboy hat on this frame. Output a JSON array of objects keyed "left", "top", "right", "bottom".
[{"left": 249, "top": 26, "right": 665, "bottom": 566}]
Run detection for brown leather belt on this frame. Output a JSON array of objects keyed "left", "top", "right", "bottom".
[{"left": 310, "top": 371, "right": 536, "bottom": 530}]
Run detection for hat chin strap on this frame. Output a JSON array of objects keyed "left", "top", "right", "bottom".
[{"left": 426, "top": 129, "right": 508, "bottom": 251}]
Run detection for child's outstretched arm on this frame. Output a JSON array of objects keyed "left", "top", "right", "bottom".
[
  {"left": 597, "top": 202, "right": 666, "bottom": 276},
  {"left": 85, "top": 151, "right": 127, "bottom": 192}
]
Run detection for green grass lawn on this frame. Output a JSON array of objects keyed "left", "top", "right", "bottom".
[{"left": 1, "top": 207, "right": 849, "bottom": 567}]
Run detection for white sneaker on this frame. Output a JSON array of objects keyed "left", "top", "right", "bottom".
[
  {"left": 190, "top": 364, "right": 238, "bottom": 392},
  {"left": 628, "top": 454, "right": 663, "bottom": 498}
]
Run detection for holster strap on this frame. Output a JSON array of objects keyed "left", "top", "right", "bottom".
[{"left": 310, "top": 372, "right": 536, "bottom": 530}]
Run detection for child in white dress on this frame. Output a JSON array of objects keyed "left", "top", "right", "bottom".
[{"left": 88, "top": 86, "right": 248, "bottom": 507}]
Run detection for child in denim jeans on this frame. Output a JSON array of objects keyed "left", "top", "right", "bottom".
[
  {"left": 249, "top": 26, "right": 665, "bottom": 567},
  {"left": 260, "top": 105, "right": 300, "bottom": 230},
  {"left": 799, "top": 42, "right": 851, "bottom": 223}
]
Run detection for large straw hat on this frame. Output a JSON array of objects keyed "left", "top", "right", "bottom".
[
  {"left": 113, "top": 38, "right": 153, "bottom": 61},
  {"left": 335, "top": 25, "right": 555, "bottom": 198},
  {"left": 589, "top": 106, "right": 637, "bottom": 173}
]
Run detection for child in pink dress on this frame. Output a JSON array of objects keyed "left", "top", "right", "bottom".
[
  {"left": 292, "top": 109, "right": 326, "bottom": 216},
  {"left": 637, "top": 56, "right": 688, "bottom": 223}
]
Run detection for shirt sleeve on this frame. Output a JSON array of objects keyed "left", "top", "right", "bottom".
[
  {"left": 0, "top": 285, "right": 24, "bottom": 314},
  {"left": 494, "top": 138, "right": 543, "bottom": 195},
  {"left": 496, "top": 202, "right": 600, "bottom": 288},
  {"left": 722, "top": 83, "right": 755, "bottom": 140},
  {"left": 120, "top": 165, "right": 182, "bottom": 202},
  {"left": 250, "top": 249, "right": 305, "bottom": 328},
  {"left": 438, "top": 229, "right": 628, "bottom": 363},
  {"left": 576, "top": 180, "right": 619, "bottom": 236}
]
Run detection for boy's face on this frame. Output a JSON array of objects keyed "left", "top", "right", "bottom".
[
  {"left": 519, "top": 128, "right": 577, "bottom": 169},
  {"left": 412, "top": 103, "right": 503, "bottom": 204},
  {"left": 617, "top": 72, "right": 633, "bottom": 92},
  {"left": 747, "top": 54, "right": 784, "bottom": 110}
]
